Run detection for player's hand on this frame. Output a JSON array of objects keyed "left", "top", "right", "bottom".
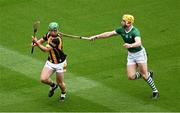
[
  {"left": 32, "top": 36, "right": 37, "bottom": 42},
  {"left": 89, "top": 36, "right": 97, "bottom": 41},
  {"left": 123, "top": 43, "right": 132, "bottom": 49},
  {"left": 31, "top": 43, "right": 37, "bottom": 47},
  {"left": 31, "top": 36, "right": 38, "bottom": 47}
]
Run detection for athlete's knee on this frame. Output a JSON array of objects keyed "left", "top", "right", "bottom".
[
  {"left": 127, "top": 70, "right": 136, "bottom": 80},
  {"left": 139, "top": 72, "right": 148, "bottom": 80},
  {"left": 141, "top": 74, "right": 148, "bottom": 80},
  {"left": 128, "top": 75, "right": 135, "bottom": 80}
]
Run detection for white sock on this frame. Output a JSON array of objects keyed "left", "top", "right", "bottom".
[{"left": 61, "top": 93, "right": 66, "bottom": 98}]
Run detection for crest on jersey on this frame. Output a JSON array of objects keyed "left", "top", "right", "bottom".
[{"left": 125, "top": 35, "right": 128, "bottom": 38}]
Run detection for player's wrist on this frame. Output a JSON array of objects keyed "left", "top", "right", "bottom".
[
  {"left": 34, "top": 41, "right": 39, "bottom": 46},
  {"left": 33, "top": 43, "right": 37, "bottom": 47},
  {"left": 130, "top": 44, "right": 133, "bottom": 48},
  {"left": 89, "top": 36, "right": 97, "bottom": 41}
]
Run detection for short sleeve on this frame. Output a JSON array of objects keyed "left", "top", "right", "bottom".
[
  {"left": 115, "top": 27, "right": 123, "bottom": 35},
  {"left": 42, "top": 33, "right": 49, "bottom": 41},
  {"left": 133, "top": 29, "right": 141, "bottom": 37}
]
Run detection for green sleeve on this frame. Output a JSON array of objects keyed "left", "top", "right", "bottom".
[
  {"left": 133, "top": 28, "right": 141, "bottom": 37},
  {"left": 115, "top": 27, "right": 123, "bottom": 35}
]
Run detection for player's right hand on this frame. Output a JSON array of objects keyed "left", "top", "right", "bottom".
[
  {"left": 31, "top": 36, "right": 38, "bottom": 47},
  {"left": 89, "top": 36, "right": 97, "bottom": 41},
  {"left": 32, "top": 36, "right": 37, "bottom": 42}
]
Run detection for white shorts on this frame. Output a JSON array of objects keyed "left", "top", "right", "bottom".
[
  {"left": 44, "top": 60, "right": 67, "bottom": 73},
  {"left": 127, "top": 48, "right": 147, "bottom": 65}
]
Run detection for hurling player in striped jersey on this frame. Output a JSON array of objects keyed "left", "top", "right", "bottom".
[{"left": 32, "top": 22, "right": 67, "bottom": 101}]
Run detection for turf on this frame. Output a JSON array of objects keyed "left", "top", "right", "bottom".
[{"left": 0, "top": 0, "right": 180, "bottom": 112}]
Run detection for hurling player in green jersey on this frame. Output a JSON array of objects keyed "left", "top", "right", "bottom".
[{"left": 88, "top": 14, "right": 159, "bottom": 99}]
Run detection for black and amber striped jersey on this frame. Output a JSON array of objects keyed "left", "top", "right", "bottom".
[{"left": 43, "top": 32, "right": 67, "bottom": 64}]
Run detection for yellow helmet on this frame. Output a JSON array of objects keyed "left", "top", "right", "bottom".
[{"left": 122, "top": 14, "right": 134, "bottom": 24}]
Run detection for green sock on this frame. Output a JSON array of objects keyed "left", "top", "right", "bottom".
[
  {"left": 135, "top": 72, "right": 142, "bottom": 79},
  {"left": 146, "top": 76, "right": 158, "bottom": 92}
]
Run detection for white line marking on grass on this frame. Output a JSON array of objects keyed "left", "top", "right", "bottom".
[
  {"left": 65, "top": 73, "right": 99, "bottom": 92},
  {"left": 0, "top": 45, "right": 99, "bottom": 92},
  {"left": 76, "top": 84, "right": 167, "bottom": 111},
  {"left": 0, "top": 45, "right": 167, "bottom": 111},
  {"left": 0, "top": 45, "right": 43, "bottom": 80}
]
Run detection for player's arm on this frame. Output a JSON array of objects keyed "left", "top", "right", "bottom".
[
  {"left": 32, "top": 36, "right": 52, "bottom": 52},
  {"left": 123, "top": 37, "right": 142, "bottom": 48},
  {"left": 89, "top": 30, "right": 118, "bottom": 40}
]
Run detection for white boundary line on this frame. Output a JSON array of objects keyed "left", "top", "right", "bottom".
[{"left": 0, "top": 45, "right": 167, "bottom": 111}]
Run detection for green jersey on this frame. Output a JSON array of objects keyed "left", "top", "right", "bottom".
[{"left": 115, "top": 26, "right": 143, "bottom": 52}]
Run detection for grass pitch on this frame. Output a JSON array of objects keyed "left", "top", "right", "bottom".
[{"left": 0, "top": 0, "right": 180, "bottom": 112}]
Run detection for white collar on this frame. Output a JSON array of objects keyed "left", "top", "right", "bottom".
[{"left": 125, "top": 26, "right": 133, "bottom": 33}]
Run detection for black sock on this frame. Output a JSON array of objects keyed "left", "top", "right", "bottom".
[{"left": 50, "top": 83, "right": 55, "bottom": 87}]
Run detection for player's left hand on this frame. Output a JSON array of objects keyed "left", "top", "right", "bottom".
[{"left": 123, "top": 43, "right": 132, "bottom": 49}]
